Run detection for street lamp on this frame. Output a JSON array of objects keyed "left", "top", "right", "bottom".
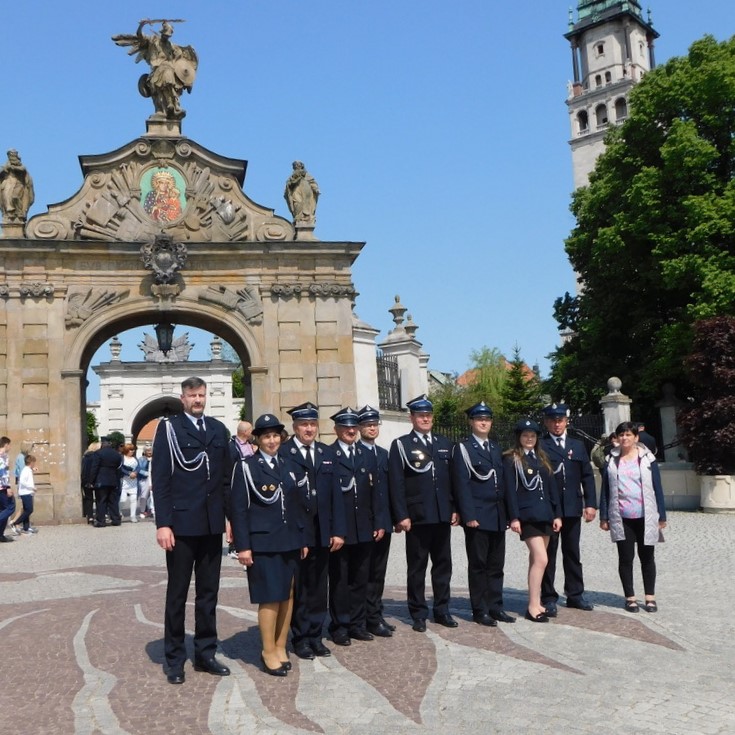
[{"left": 155, "top": 321, "right": 175, "bottom": 356}]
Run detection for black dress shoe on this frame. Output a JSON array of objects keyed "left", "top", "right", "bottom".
[
  {"left": 294, "top": 643, "right": 315, "bottom": 660},
  {"left": 381, "top": 619, "right": 396, "bottom": 632},
  {"left": 525, "top": 610, "right": 549, "bottom": 623},
  {"left": 412, "top": 619, "right": 427, "bottom": 632},
  {"left": 566, "top": 596, "right": 594, "bottom": 611},
  {"left": 472, "top": 613, "right": 498, "bottom": 627},
  {"left": 332, "top": 631, "right": 351, "bottom": 646},
  {"left": 194, "top": 657, "right": 231, "bottom": 676},
  {"left": 489, "top": 610, "right": 515, "bottom": 624},
  {"left": 348, "top": 628, "right": 374, "bottom": 641},
  {"left": 543, "top": 602, "right": 558, "bottom": 618},
  {"left": 93, "top": 522, "right": 107, "bottom": 528},
  {"left": 311, "top": 640, "right": 332, "bottom": 657},
  {"left": 261, "top": 655, "right": 287, "bottom": 677},
  {"left": 167, "top": 670, "right": 185, "bottom": 685},
  {"left": 367, "top": 622, "right": 393, "bottom": 638},
  {"left": 434, "top": 613, "right": 458, "bottom": 628},
  {"left": 0, "top": 536, "right": 14, "bottom": 542}
]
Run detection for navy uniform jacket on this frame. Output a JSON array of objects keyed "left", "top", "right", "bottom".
[
  {"left": 389, "top": 432, "right": 454, "bottom": 525},
  {"left": 229, "top": 451, "right": 305, "bottom": 553},
  {"left": 540, "top": 435, "right": 597, "bottom": 517},
  {"left": 280, "top": 437, "right": 346, "bottom": 547},
  {"left": 503, "top": 453, "right": 562, "bottom": 524},
  {"left": 451, "top": 437, "right": 507, "bottom": 532},
  {"left": 152, "top": 413, "right": 231, "bottom": 536},
  {"left": 360, "top": 440, "right": 393, "bottom": 531},
  {"left": 90, "top": 446, "right": 123, "bottom": 488},
  {"left": 330, "top": 441, "right": 385, "bottom": 545}
]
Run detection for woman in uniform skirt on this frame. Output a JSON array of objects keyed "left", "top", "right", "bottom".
[
  {"left": 503, "top": 419, "right": 562, "bottom": 623},
  {"left": 230, "top": 414, "right": 308, "bottom": 676}
]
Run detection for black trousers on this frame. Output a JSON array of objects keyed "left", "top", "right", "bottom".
[
  {"left": 95, "top": 485, "right": 121, "bottom": 525},
  {"left": 164, "top": 533, "right": 222, "bottom": 672},
  {"left": 542, "top": 515, "right": 584, "bottom": 603},
  {"left": 405, "top": 522, "right": 452, "bottom": 621},
  {"left": 366, "top": 533, "right": 392, "bottom": 626},
  {"left": 328, "top": 541, "right": 372, "bottom": 634},
  {"left": 291, "top": 544, "right": 330, "bottom": 646},
  {"left": 82, "top": 485, "right": 94, "bottom": 520},
  {"left": 617, "top": 517, "right": 657, "bottom": 597},
  {"left": 463, "top": 527, "right": 506, "bottom": 615}
]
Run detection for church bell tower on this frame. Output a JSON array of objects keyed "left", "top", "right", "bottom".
[{"left": 565, "top": 1, "right": 659, "bottom": 189}]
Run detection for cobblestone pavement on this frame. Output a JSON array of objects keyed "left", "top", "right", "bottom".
[{"left": 1, "top": 511, "right": 734, "bottom": 734}]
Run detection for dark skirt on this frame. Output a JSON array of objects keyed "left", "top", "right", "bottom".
[
  {"left": 520, "top": 520, "right": 553, "bottom": 540},
  {"left": 246, "top": 549, "right": 300, "bottom": 604}
]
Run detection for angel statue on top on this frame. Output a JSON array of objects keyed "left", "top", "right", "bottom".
[{"left": 112, "top": 19, "right": 198, "bottom": 120}]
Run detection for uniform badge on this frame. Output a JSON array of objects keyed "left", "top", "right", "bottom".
[
  {"left": 414, "top": 462, "right": 421, "bottom": 468},
  {"left": 262, "top": 485, "right": 268, "bottom": 491},
  {"left": 311, "top": 489, "right": 317, "bottom": 496},
  {"left": 290, "top": 447, "right": 297, "bottom": 454},
  {"left": 269, "top": 484, "right": 276, "bottom": 491},
  {"left": 527, "top": 468, "right": 534, "bottom": 475},
  {"left": 360, "top": 467, "right": 366, "bottom": 473}
]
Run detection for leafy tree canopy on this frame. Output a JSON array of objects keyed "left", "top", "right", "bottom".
[{"left": 548, "top": 35, "right": 735, "bottom": 413}]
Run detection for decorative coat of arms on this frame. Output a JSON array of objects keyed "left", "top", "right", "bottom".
[{"left": 140, "top": 233, "right": 187, "bottom": 283}]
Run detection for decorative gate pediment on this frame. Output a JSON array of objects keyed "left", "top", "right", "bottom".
[{"left": 26, "top": 137, "right": 294, "bottom": 243}]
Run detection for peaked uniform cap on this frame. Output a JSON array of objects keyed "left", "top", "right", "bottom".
[
  {"left": 542, "top": 403, "right": 570, "bottom": 418},
  {"left": 287, "top": 402, "right": 319, "bottom": 420},
  {"left": 330, "top": 407, "right": 360, "bottom": 426},
  {"left": 514, "top": 418, "right": 541, "bottom": 434},
  {"left": 466, "top": 401, "right": 494, "bottom": 419},
  {"left": 406, "top": 394, "right": 433, "bottom": 413},
  {"left": 357, "top": 404, "right": 381, "bottom": 423}
]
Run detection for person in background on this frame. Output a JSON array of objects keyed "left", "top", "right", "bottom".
[
  {"left": 90, "top": 437, "right": 123, "bottom": 528},
  {"left": 119, "top": 443, "right": 140, "bottom": 523},
  {"left": 226, "top": 421, "right": 255, "bottom": 559},
  {"left": 599, "top": 421, "right": 667, "bottom": 613},
  {"left": 504, "top": 419, "right": 562, "bottom": 623},
  {"left": 0, "top": 437, "right": 15, "bottom": 542},
  {"left": 636, "top": 422, "right": 658, "bottom": 456},
  {"left": 12, "top": 454, "right": 37, "bottom": 535},
  {"left": 81, "top": 442, "right": 100, "bottom": 524},
  {"left": 136, "top": 446, "right": 153, "bottom": 519}
]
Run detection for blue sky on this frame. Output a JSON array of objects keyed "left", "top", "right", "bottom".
[{"left": 1, "top": 1, "right": 732, "bottom": 400}]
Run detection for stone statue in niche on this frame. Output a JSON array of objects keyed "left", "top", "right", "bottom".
[
  {"left": 0, "top": 150, "right": 34, "bottom": 223},
  {"left": 284, "top": 161, "right": 320, "bottom": 223},
  {"left": 112, "top": 19, "right": 198, "bottom": 120}
]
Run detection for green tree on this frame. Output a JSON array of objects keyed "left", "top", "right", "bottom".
[
  {"left": 85, "top": 411, "right": 99, "bottom": 445},
  {"left": 464, "top": 346, "right": 508, "bottom": 413},
  {"left": 501, "top": 345, "right": 542, "bottom": 418},
  {"left": 548, "top": 35, "right": 735, "bottom": 413}
]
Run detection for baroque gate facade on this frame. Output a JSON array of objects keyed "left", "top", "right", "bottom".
[{"left": 0, "top": 128, "right": 363, "bottom": 523}]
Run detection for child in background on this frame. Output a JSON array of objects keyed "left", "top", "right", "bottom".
[{"left": 12, "top": 454, "right": 37, "bottom": 535}]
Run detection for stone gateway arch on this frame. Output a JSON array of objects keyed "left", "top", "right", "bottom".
[{"left": 1, "top": 37, "right": 363, "bottom": 523}]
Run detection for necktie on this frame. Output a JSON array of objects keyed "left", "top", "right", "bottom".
[
  {"left": 528, "top": 450, "right": 535, "bottom": 460},
  {"left": 424, "top": 434, "right": 432, "bottom": 450},
  {"left": 482, "top": 440, "right": 489, "bottom": 452},
  {"left": 303, "top": 444, "right": 316, "bottom": 488},
  {"left": 304, "top": 444, "right": 314, "bottom": 467},
  {"left": 348, "top": 445, "right": 355, "bottom": 465},
  {"left": 557, "top": 437, "right": 564, "bottom": 450},
  {"left": 270, "top": 456, "right": 278, "bottom": 470},
  {"left": 196, "top": 418, "right": 205, "bottom": 439}
]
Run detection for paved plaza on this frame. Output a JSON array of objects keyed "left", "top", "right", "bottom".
[{"left": 1, "top": 510, "right": 734, "bottom": 734}]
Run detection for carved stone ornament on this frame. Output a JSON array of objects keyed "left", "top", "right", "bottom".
[
  {"left": 19, "top": 282, "right": 54, "bottom": 298},
  {"left": 0, "top": 284, "right": 8, "bottom": 298},
  {"left": 199, "top": 285, "right": 263, "bottom": 325},
  {"left": 270, "top": 282, "right": 355, "bottom": 299},
  {"left": 65, "top": 288, "right": 130, "bottom": 328},
  {"left": 140, "top": 233, "right": 187, "bottom": 284},
  {"left": 25, "top": 138, "right": 295, "bottom": 243}
]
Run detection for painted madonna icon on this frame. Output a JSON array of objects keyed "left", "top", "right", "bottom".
[{"left": 140, "top": 168, "right": 186, "bottom": 223}]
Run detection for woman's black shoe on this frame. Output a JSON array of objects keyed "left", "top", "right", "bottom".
[
  {"left": 261, "top": 655, "right": 287, "bottom": 677},
  {"left": 525, "top": 610, "right": 549, "bottom": 623}
]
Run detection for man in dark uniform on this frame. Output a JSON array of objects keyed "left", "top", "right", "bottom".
[
  {"left": 636, "top": 422, "right": 658, "bottom": 456},
  {"left": 358, "top": 404, "right": 395, "bottom": 638},
  {"left": 540, "top": 403, "right": 597, "bottom": 615},
  {"left": 282, "top": 402, "right": 345, "bottom": 660},
  {"left": 152, "top": 376, "right": 233, "bottom": 684},
  {"left": 389, "top": 394, "right": 458, "bottom": 631},
  {"left": 90, "top": 436, "right": 123, "bottom": 527},
  {"left": 451, "top": 402, "right": 513, "bottom": 625},
  {"left": 327, "top": 407, "right": 386, "bottom": 646}
]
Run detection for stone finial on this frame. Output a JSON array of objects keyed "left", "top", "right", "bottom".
[
  {"left": 210, "top": 335, "right": 222, "bottom": 361},
  {"left": 109, "top": 336, "right": 122, "bottom": 362},
  {"left": 607, "top": 376, "right": 623, "bottom": 395},
  {"left": 404, "top": 313, "right": 418, "bottom": 338},
  {"left": 0, "top": 149, "right": 34, "bottom": 233},
  {"left": 389, "top": 295, "right": 407, "bottom": 331}
]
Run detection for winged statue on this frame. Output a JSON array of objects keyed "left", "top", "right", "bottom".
[
  {"left": 139, "top": 331, "right": 193, "bottom": 362},
  {"left": 112, "top": 19, "right": 198, "bottom": 120}
]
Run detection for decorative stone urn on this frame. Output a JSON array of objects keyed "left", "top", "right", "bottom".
[{"left": 700, "top": 475, "right": 735, "bottom": 514}]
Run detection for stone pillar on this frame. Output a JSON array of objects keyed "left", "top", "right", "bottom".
[
  {"left": 599, "top": 376, "right": 631, "bottom": 436},
  {"left": 352, "top": 313, "right": 380, "bottom": 408},
  {"left": 378, "top": 296, "right": 425, "bottom": 406},
  {"left": 60, "top": 369, "right": 85, "bottom": 522},
  {"left": 655, "top": 382, "right": 688, "bottom": 462}
]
